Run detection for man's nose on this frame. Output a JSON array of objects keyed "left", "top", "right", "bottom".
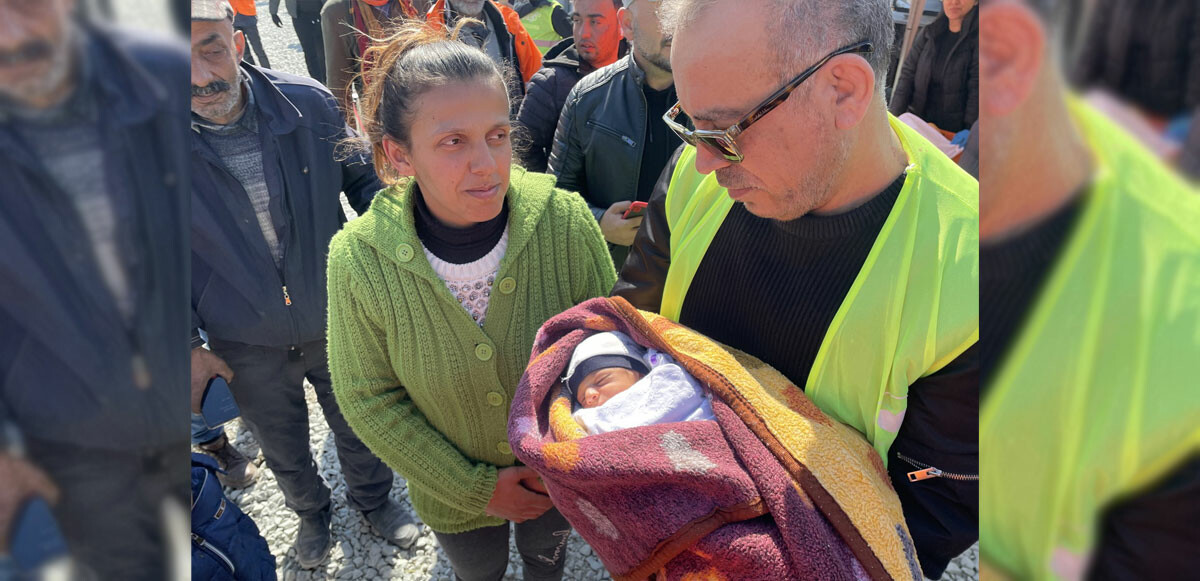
[{"left": 693, "top": 142, "right": 733, "bottom": 175}]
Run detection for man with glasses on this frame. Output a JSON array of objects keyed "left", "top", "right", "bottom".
[
  {"left": 548, "top": 0, "right": 681, "bottom": 269},
  {"left": 614, "top": 0, "right": 979, "bottom": 577}
]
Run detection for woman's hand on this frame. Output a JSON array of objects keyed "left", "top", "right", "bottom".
[{"left": 485, "top": 466, "right": 553, "bottom": 523}]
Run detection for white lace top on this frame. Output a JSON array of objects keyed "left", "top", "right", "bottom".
[{"left": 422, "top": 228, "right": 509, "bottom": 327}]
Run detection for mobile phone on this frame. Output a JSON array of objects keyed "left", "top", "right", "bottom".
[
  {"left": 622, "top": 201, "right": 648, "bottom": 220},
  {"left": 10, "top": 497, "right": 69, "bottom": 573},
  {"left": 201, "top": 376, "right": 240, "bottom": 430}
]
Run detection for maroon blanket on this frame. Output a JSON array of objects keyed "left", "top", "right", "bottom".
[{"left": 509, "top": 298, "right": 922, "bottom": 580}]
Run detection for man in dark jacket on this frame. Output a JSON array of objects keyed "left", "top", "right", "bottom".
[
  {"left": 549, "top": 0, "right": 680, "bottom": 269},
  {"left": 190, "top": 1, "right": 418, "bottom": 570},
  {"left": 1072, "top": 0, "right": 1199, "bottom": 120},
  {"left": 269, "top": 0, "right": 333, "bottom": 84},
  {"left": 517, "top": 0, "right": 624, "bottom": 172},
  {"left": 0, "top": 3, "right": 190, "bottom": 578},
  {"left": 888, "top": 1, "right": 979, "bottom": 133}
]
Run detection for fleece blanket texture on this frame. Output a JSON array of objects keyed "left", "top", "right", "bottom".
[{"left": 508, "top": 297, "right": 923, "bottom": 581}]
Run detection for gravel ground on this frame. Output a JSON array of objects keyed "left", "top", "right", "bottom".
[{"left": 208, "top": 4, "right": 980, "bottom": 580}]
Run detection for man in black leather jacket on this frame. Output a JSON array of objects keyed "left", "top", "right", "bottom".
[{"left": 548, "top": 0, "right": 680, "bottom": 270}]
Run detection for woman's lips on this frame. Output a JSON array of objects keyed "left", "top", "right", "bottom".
[{"left": 464, "top": 184, "right": 500, "bottom": 199}]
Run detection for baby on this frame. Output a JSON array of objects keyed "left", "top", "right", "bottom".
[{"left": 564, "top": 331, "right": 715, "bottom": 435}]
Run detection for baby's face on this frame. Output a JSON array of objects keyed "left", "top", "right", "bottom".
[{"left": 576, "top": 367, "right": 644, "bottom": 408}]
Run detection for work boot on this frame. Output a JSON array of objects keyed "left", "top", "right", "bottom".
[
  {"left": 198, "top": 433, "right": 258, "bottom": 489},
  {"left": 363, "top": 499, "right": 421, "bottom": 550},
  {"left": 294, "top": 507, "right": 333, "bottom": 569}
]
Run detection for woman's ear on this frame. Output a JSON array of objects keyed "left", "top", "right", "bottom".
[{"left": 382, "top": 136, "right": 416, "bottom": 178}]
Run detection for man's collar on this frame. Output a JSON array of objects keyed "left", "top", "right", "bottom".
[{"left": 625, "top": 52, "right": 648, "bottom": 87}]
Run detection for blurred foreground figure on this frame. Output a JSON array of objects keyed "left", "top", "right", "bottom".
[
  {"left": 978, "top": 1, "right": 1200, "bottom": 579},
  {"left": 0, "top": 0, "right": 191, "bottom": 578}
]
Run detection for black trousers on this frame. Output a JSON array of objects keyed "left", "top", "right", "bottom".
[
  {"left": 208, "top": 338, "right": 393, "bottom": 517},
  {"left": 433, "top": 508, "right": 572, "bottom": 581},
  {"left": 24, "top": 438, "right": 189, "bottom": 581},
  {"left": 234, "top": 13, "right": 271, "bottom": 69},
  {"left": 292, "top": 6, "right": 327, "bottom": 84}
]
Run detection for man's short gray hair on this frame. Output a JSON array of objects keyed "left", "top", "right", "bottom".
[
  {"left": 192, "top": 0, "right": 235, "bottom": 22},
  {"left": 661, "top": 0, "right": 894, "bottom": 91}
]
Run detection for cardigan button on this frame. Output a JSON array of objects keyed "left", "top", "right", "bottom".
[
  {"left": 301, "top": 166, "right": 309, "bottom": 174},
  {"left": 397, "top": 244, "right": 414, "bottom": 262},
  {"left": 475, "top": 343, "right": 494, "bottom": 361},
  {"left": 497, "top": 441, "right": 512, "bottom": 456},
  {"left": 486, "top": 392, "right": 505, "bottom": 407},
  {"left": 498, "top": 277, "right": 517, "bottom": 295}
]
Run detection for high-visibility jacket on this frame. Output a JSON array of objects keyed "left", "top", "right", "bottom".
[
  {"left": 661, "top": 115, "right": 979, "bottom": 462},
  {"left": 979, "top": 99, "right": 1200, "bottom": 580},
  {"left": 519, "top": 0, "right": 565, "bottom": 55}
]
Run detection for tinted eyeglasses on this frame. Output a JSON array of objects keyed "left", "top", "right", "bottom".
[{"left": 662, "top": 41, "right": 874, "bottom": 163}]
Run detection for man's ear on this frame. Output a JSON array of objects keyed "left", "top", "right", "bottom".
[
  {"left": 233, "top": 29, "right": 246, "bottom": 62},
  {"left": 382, "top": 137, "right": 416, "bottom": 178},
  {"left": 979, "top": 0, "right": 1045, "bottom": 118},
  {"left": 824, "top": 55, "right": 876, "bottom": 131},
  {"left": 617, "top": 7, "right": 633, "bottom": 41}
]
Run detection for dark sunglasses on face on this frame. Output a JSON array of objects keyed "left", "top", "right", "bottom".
[{"left": 663, "top": 40, "right": 874, "bottom": 163}]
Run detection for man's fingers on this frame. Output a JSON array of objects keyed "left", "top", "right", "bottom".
[{"left": 215, "top": 359, "right": 234, "bottom": 382}]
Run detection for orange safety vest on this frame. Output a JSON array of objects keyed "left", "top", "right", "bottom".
[{"left": 229, "top": 0, "right": 256, "bottom": 16}]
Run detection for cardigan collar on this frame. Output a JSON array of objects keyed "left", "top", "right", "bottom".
[{"left": 357, "top": 165, "right": 557, "bottom": 284}]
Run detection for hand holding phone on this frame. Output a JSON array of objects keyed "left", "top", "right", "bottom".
[{"left": 622, "top": 201, "right": 648, "bottom": 220}]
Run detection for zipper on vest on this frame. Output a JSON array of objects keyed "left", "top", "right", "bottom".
[
  {"left": 281, "top": 285, "right": 292, "bottom": 306},
  {"left": 192, "top": 532, "right": 236, "bottom": 574},
  {"left": 897, "top": 452, "right": 979, "bottom": 482}
]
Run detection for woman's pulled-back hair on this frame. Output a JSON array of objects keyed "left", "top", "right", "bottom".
[{"left": 355, "top": 20, "right": 509, "bottom": 185}]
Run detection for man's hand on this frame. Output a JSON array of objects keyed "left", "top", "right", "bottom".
[
  {"left": 485, "top": 466, "right": 553, "bottom": 523},
  {"left": 0, "top": 454, "right": 58, "bottom": 552},
  {"left": 271, "top": 12, "right": 283, "bottom": 27},
  {"left": 599, "top": 201, "right": 645, "bottom": 247},
  {"left": 191, "top": 347, "right": 234, "bottom": 414}
]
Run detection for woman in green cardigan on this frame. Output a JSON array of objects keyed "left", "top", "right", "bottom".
[{"left": 325, "top": 21, "right": 616, "bottom": 581}]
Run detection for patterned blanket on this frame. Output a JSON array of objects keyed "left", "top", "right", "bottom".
[{"left": 508, "top": 297, "right": 924, "bottom": 581}]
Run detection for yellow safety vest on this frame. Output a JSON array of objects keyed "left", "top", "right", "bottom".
[
  {"left": 662, "top": 115, "right": 979, "bottom": 462},
  {"left": 979, "top": 99, "right": 1200, "bottom": 580},
  {"left": 521, "top": 1, "right": 563, "bottom": 56}
]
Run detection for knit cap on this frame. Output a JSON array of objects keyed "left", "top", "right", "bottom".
[
  {"left": 192, "top": 0, "right": 234, "bottom": 21},
  {"left": 564, "top": 331, "right": 650, "bottom": 398}
]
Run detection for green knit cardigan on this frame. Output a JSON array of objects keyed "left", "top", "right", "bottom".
[{"left": 326, "top": 167, "right": 617, "bottom": 533}]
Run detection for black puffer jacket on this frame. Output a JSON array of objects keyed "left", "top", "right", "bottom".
[
  {"left": 518, "top": 38, "right": 591, "bottom": 173},
  {"left": 889, "top": 7, "right": 979, "bottom": 133},
  {"left": 1073, "top": 0, "right": 1200, "bottom": 118}
]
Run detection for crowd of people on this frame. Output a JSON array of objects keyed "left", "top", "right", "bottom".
[
  {"left": 184, "top": 0, "right": 983, "bottom": 577},
  {"left": 0, "top": 0, "right": 1196, "bottom": 580}
]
